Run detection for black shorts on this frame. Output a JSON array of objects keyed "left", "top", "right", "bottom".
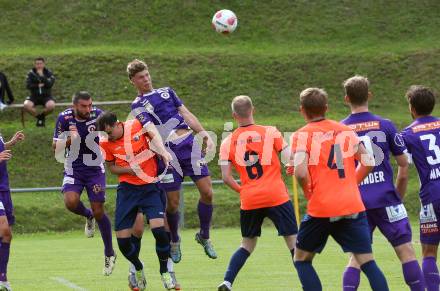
[
  {"left": 26, "top": 96, "right": 54, "bottom": 106},
  {"left": 240, "top": 201, "right": 298, "bottom": 238},
  {"left": 296, "top": 211, "right": 372, "bottom": 254}
]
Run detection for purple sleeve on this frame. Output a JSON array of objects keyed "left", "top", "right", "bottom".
[
  {"left": 131, "top": 101, "right": 152, "bottom": 127},
  {"left": 53, "top": 114, "right": 67, "bottom": 139},
  {"left": 400, "top": 128, "right": 413, "bottom": 154},
  {"left": 169, "top": 88, "right": 183, "bottom": 108},
  {"left": 386, "top": 121, "right": 406, "bottom": 156}
]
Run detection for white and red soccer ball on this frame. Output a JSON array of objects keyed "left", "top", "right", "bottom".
[{"left": 212, "top": 9, "right": 238, "bottom": 34}]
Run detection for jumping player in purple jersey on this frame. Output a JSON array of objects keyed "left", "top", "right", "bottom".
[
  {"left": 127, "top": 59, "right": 217, "bottom": 263},
  {"left": 52, "top": 91, "right": 116, "bottom": 276},
  {"left": 341, "top": 76, "right": 424, "bottom": 291},
  {"left": 0, "top": 130, "right": 24, "bottom": 291},
  {"left": 401, "top": 85, "right": 440, "bottom": 291}
]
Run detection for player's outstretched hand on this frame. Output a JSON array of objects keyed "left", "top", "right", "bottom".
[
  {"left": 0, "top": 150, "right": 12, "bottom": 162},
  {"left": 11, "top": 131, "right": 25, "bottom": 145},
  {"left": 160, "top": 151, "right": 173, "bottom": 168}
]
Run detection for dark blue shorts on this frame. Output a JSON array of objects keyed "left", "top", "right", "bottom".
[
  {"left": 114, "top": 182, "right": 165, "bottom": 231},
  {"left": 296, "top": 211, "right": 372, "bottom": 254},
  {"left": 158, "top": 134, "right": 210, "bottom": 192},
  {"left": 240, "top": 201, "right": 298, "bottom": 238}
]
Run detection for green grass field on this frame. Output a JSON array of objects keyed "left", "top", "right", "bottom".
[{"left": 9, "top": 227, "right": 419, "bottom": 291}]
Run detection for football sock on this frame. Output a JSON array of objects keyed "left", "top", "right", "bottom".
[
  {"left": 343, "top": 267, "right": 360, "bottom": 291},
  {"left": 423, "top": 256, "right": 440, "bottom": 291},
  {"left": 403, "top": 260, "right": 425, "bottom": 291},
  {"left": 72, "top": 201, "right": 93, "bottom": 218},
  {"left": 96, "top": 214, "right": 114, "bottom": 257},
  {"left": 131, "top": 235, "right": 142, "bottom": 258},
  {"left": 166, "top": 211, "right": 180, "bottom": 243},
  {"left": 117, "top": 237, "right": 143, "bottom": 271},
  {"left": 224, "top": 247, "right": 250, "bottom": 284},
  {"left": 294, "top": 261, "right": 322, "bottom": 291},
  {"left": 360, "top": 260, "right": 389, "bottom": 291},
  {"left": 0, "top": 242, "right": 10, "bottom": 282},
  {"left": 198, "top": 200, "right": 212, "bottom": 239},
  {"left": 152, "top": 227, "right": 170, "bottom": 274}
]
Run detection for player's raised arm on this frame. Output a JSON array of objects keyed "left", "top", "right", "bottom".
[
  {"left": 142, "top": 122, "right": 172, "bottom": 167},
  {"left": 178, "top": 105, "right": 214, "bottom": 152},
  {"left": 4, "top": 131, "right": 25, "bottom": 149},
  {"left": 354, "top": 142, "right": 375, "bottom": 184}
]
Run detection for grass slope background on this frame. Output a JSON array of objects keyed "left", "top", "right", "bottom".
[{"left": 1, "top": 0, "right": 440, "bottom": 232}]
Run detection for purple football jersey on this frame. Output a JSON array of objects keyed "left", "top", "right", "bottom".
[
  {"left": 341, "top": 112, "right": 406, "bottom": 209},
  {"left": 0, "top": 134, "right": 9, "bottom": 191},
  {"left": 401, "top": 116, "right": 440, "bottom": 204},
  {"left": 131, "top": 87, "right": 189, "bottom": 140},
  {"left": 53, "top": 107, "right": 104, "bottom": 175}
]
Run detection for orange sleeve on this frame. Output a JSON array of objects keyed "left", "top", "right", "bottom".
[
  {"left": 99, "top": 142, "right": 115, "bottom": 162},
  {"left": 271, "top": 127, "right": 287, "bottom": 152},
  {"left": 290, "top": 130, "right": 309, "bottom": 153}
]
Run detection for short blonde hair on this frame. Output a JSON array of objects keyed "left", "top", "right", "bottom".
[
  {"left": 231, "top": 95, "right": 253, "bottom": 118},
  {"left": 343, "top": 75, "right": 370, "bottom": 105},
  {"left": 299, "top": 88, "right": 328, "bottom": 117},
  {"left": 127, "top": 59, "right": 148, "bottom": 79}
]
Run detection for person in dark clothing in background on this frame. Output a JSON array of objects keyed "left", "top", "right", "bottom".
[
  {"left": 23, "top": 57, "right": 56, "bottom": 127},
  {"left": 0, "top": 72, "right": 14, "bottom": 106}
]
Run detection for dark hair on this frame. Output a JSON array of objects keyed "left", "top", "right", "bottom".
[
  {"left": 34, "top": 57, "right": 45, "bottom": 63},
  {"left": 343, "top": 75, "right": 369, "bottom": 106},
  {"left": 299, "top": 87, "right": 328, "bottom": 117},
  {"left": 72, "top": 91, "right": 92, "bottom": 104},
  {"left": 406, "top": 85, "right": 436, "bottom": 116},
  {"left": 96, "top": 112, "right": 118, "bottom": 131}
]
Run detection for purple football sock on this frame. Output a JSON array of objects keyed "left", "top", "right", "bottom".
[
  {"left": 197, "top": 201, "right": 213, "bottom": 239},
  {"left": 403, "top": 260, "right": 425, "bottom": 291},
  {"left": 71, "top": 201, "right": 93, "bottom": 218},
  {"left": 0, "top": 242, "right": 10, "bottom": 282},
  {"left": 96, "top": 214, "right": 114, "bottom": 257},
  {"left": 423, "top": 256, "right": 440, "bottom": 291},
  {"left": 166, "top": 211, "right": 180, "bottom": 243},
  {"left": 343, "top": 267, "right": 360, "bottom": 291}
]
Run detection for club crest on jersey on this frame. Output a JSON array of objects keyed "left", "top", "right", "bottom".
[
  {"left": 133, "top": 135, "right": 140, "bottom": 141},
  {"left": 92, "top": 184, "right": 102, "bottom": 194},
  {"left": 394, "top": 134, "right": 405, "bottom": 147},
  {"left": 88, "top": 125, "right": 96, "bottom": 132}
]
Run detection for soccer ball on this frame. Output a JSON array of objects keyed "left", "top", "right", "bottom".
[{"left": 212, "top": 9, "right": 238, "bottom": 34}]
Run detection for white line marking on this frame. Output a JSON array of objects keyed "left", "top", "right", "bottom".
[{"left": 50, "top": 277, "right": 88, "bottom": 291}]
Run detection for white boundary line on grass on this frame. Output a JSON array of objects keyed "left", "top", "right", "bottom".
[{"left": 50, "top": 277, "right": 88, "bottom": 291}]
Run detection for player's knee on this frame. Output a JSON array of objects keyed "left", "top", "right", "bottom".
[
  {"left": 151, "top": 226, "right": 169, "bottom": 247},
  {"left": 64, "top": 199, "right": 78, "bottom": 211},
  {"left": 199, "top": 188, "right": 213, "bottom": 202},
  {"left": 91, "top": 208, "right": 104, "bottom": 220},
  {"left": 1, "top": 228, "right": 12, "bottom": 243},
  {"left": 166, "top": 197, "right": 180, "bottom": 213},
  {"left": 46, "top": 101, "right": 55, "bottom": 111},
  {"left": 422, "top": 244, "right": 438, "bottom": 258}
]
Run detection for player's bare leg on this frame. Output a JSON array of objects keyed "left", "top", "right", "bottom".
[
  {"left": 422, "top": 243, "right": 440, "bottom": 291},
  {"left": 91, "top": 201, "right": 116, "bottom": 276},
  {"left": 23, "top": 100, "right": 38, "bottom": 117},
  {"left": 0, "top": 216, "right": 12, "bottom": 291},
  {"left": 63, "top": 191, "right": 94, "bottom": 237},
  {"left": 194, "top": 176, "right": 217, "bottom": 259},
  {"left": 218, "top": 237, "right": 257, "bottom": 291},
  {"left": 283, "top": 235, "right": 297, "bottom": 260}
]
